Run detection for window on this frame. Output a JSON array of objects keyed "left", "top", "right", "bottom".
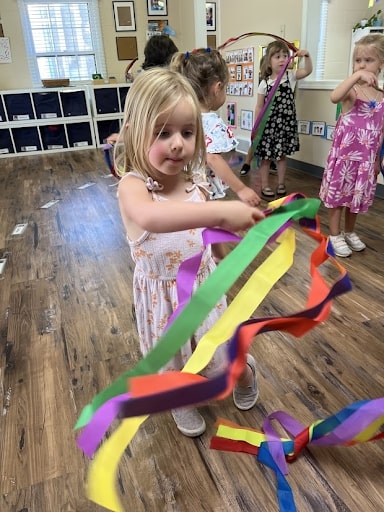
[
  {"left": 18, "top": 0, "right": 106, "bottom": 85},
  {"left": 300, "top": 0, "right": 330, "bottom": 87},
  {"left": 300, "top": 0, "right": 370, "bottom": 89}
]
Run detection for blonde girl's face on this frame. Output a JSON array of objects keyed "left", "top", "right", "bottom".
[
  {"left": 270, "top": 50, "right": 289, "bottom": 76},
  {"left": 148, "top": 98, "right": 197, "bottom": 177},
  {"left": 353, "top": 46, "right": 382, "bottom": 75}
]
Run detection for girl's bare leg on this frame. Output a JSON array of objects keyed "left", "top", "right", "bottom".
[
  {"left": 344, "top": 208, "right": 358, "bottom": 233},
  {"left": 329, "top": 206, "right": 344, "bottom": 236}
]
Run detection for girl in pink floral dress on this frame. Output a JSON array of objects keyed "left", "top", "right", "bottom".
[
  {"left": 116, "top": 68, "right": 264, "bottom": 437},
  {"left": 319, "top": 34, "right": 384, "bottom": 257}
]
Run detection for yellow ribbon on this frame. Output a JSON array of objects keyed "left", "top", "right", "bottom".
[{"left": 87, "top": 228, "right": 296, "bottom": 511}]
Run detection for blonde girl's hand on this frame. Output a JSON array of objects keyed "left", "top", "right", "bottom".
[
  {"left": 218, "top": 201, "right": 265, "bottom": 232},
  {"left": 237, "top": 186, "right": 261, "bottom": 206},
  {"left": 358, "top": 70, "right": 378, "bottom": 87}
]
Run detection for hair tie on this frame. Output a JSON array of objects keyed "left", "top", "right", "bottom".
[
  {"left": 184, "top": 51, "right": 190, "bottom": 60},
  {"left": 206, "top": 47, "right": 211, "bottom": 53}
]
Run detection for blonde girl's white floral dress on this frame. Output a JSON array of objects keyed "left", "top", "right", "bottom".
[
  {"left": 319, "top": 92, "right": 384, "bottom": 213},
  {"left": 126, "top": 173, "right": 228, "bottom": 376}
]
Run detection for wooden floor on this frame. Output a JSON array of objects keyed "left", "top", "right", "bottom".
[{"left": 1, "top": 150, "right": 384, "bottom": 512}]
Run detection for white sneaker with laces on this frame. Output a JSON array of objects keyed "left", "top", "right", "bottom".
[
  {"left": 344, "top": 231, "right": 366, "bottom": 251},
  {"left": 329, "top": 234, "right": 352, "bottom": 258}
]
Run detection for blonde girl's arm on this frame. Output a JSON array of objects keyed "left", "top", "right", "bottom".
[
  {"left": 206, "top": 152, "right": 261, "bottom": 205},
  {"left": 118, "top": 174, "right": 264, "bottom": 234},
  {"left": 330, "top": 70, "right": 378, "bottom": 105},
  {"left": 295, "top": 50, "right": 313, "bottom": 80}
]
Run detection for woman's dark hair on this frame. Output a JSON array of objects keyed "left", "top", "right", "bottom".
[{"left": 142, "top": 35, "right": 179, "bottom": 70}]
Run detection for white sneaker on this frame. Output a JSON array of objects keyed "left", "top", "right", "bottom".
[
  {"left": 233, "top": 354, "right": 259, "bottom": 410},
  {"left": 329, "top": 234, "right": 352, "bottom": 258},
  {"left": 171, "top": 408, "right": 206, "bottom": 437},
  {"left": 344, "top": 232, "right": 366, "bottom": 251}
]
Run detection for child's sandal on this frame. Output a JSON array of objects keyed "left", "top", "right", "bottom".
[
  {"left": 261, "top": 187, "right": 275, "bottom": 198},
  {"left": 276, "top": 184, "right": 286, "bottom": 196}
]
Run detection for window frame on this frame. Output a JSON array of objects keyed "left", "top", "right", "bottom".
[{"left": 18, "top": 0, "right": 107, "bottom": 86}]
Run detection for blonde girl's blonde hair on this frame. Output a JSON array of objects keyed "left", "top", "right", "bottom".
[
  {"left": 170, "top": 48, "right": 229, "bottom": 109},
  {"left": 260, "top": 40, "right": 290, "bottom": 80},
  {"left": 114, "top": 68, "right": 206, "bottom": 180},
  {"left": 353, "top": 34, "right": 384, "bottom": 63}
]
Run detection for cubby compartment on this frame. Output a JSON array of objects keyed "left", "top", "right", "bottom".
[
  {"left": 12, "top": 126, "right": 42, "bottom": 153},
  {"left": 0, "top": 128, "right": 14, "bottom": 154},
  {"left": 93, "top": 88, "right": 119, "bottom": 114},
  {"left": 94, "top": 118, "right": 121, "bottom": 145},
  {"left": 0, "top": 98, "right": 6, "bottom": 122},
  {"left": 40, "top": 124, "right": 68, "bottom": 150},
  {"left": 33, "top": 91, "right": 62, "bottom": 119},
  {"left": 4, "top": 92, "right": 35, "bottom": 121},
  {"left": 67, "top": 122, "right": 94, "bottom": 148},
  {"left": 60, "top": 89, "right": 88, "bottom": 117}
]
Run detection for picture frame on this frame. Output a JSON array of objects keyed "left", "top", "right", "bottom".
[
  {"left": 113, "top": 1, "right": 136, "bottom": 32},
  {"left": 147, "top": 0, "right": 167, "bottom": 16},
  {"left": 326, "top": 124, "right": 335, "bottom": 141},
  {"left": 240, "top": 109, "right": 253, "bottom": 131},
  {"left": 206, "top": 2, "right": 216, "bottom": 31},
  {"left": 226, "top": 102, "right": 237, "bottom": 129},
  {"left": 297, "top": 120, "right": 310, "bottom": 135},
  {"left": 311, "top": 121, "right": 326, "bottom": 137}
]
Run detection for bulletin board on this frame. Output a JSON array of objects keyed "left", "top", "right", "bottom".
[
  {"left": 225, "top": 47, "right": 254, "bottom": 97},
  {"left": 116, "top": 36, "right": 138, "bottom": 61}
]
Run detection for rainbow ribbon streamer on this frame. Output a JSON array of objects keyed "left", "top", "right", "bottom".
[
  {"left": 74, "top": 194, "right": 360, "bottom": 511},
  {"left": 211, "top": 399, "right": 384, "bottom": 512}
]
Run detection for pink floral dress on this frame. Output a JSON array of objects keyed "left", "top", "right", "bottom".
[
  {"left": 126, "top": 173, "right": 228, "bottom": 376},
  {"left": 319, "top": 93, "right": 384, "bottom": 213}
]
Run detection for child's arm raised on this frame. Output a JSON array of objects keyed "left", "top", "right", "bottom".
[
  {"left": 118, "top": 175, "right": 264, "bottom": 234},
  {"left": 206, "top": 153, "right": 261, "bottom": 206},
  {"left": 295, "top": 50, "right": 313, "bottom": 80}
]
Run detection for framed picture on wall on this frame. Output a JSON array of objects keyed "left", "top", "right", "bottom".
[
  {"left": 240, "top": 109, "right": 253, "bottom": 131},
  {"left": 326, "top": 124, "right": 335, "bottom": 141},
  {"left": 311, "top": 121, "right": 326, "bottom": 136},
  {"left": 226, "top": 102, "right": 237, "bottom": 129},
  {"left": 206, "top": 2, "right": 216, "bottom": 31},
  {"left": 113, "top": 2, "right": 136, "bottom": 32},
  {"left": 297, "top": 120, "right": 310, "bottom": 135},
  {"left": 147, "top": 0, "right": 167, "bottom": 16}
]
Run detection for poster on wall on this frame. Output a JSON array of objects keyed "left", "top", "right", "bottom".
[
  {"left": 146, "top": 19, "right": 168, "bottom": 39},
  {"left": 225, "top": 47, "right": 254, "bottom": 96},
  {"left": 0, "top": 37, "right": 12, "bottom": 63},
  {"left": 226, "top": 102, "right": 237, "bottom": 129}
]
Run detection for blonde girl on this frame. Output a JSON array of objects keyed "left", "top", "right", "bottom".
[
  {"left": 319, "top": 34, "right": 384, "bottom": 257},
  {"left": 116, "top": 68, "right": 263, "bottom": 437}
]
